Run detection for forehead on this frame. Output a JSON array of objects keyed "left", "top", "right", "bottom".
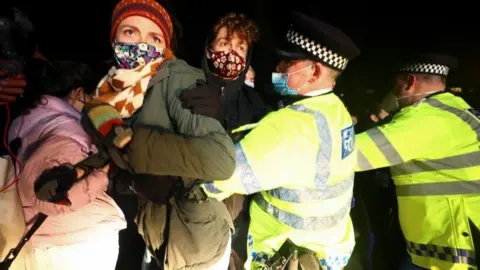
[
  {"left": 282, "top": 59, "right": 309, "bottom": 68},
  {"left": 214, "top": 26, "right": 246, "bottom": 43},
  {"left": 393, "top": 74, "right": 408, "bottom": 82},
  {"left": 118, "top": 16, "right": 163, "bottom": 35}
]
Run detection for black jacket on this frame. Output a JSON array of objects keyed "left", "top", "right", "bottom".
[{"left": 201, "top": 43, "right": 271, "bottom": 133}]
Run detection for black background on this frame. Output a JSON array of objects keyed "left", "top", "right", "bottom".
[{"left": 7, "top": 0, "right": 480, "bottom": 105}]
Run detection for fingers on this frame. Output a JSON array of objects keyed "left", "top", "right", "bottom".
[
  {"left": 0, "top": 73, "right": 26, "bottom": 103},
  {"left": 0, "top": 88, "right": 25, "bottom": 103},
  {"left": 101, "top": 164, "right": 111, "bottom": 173},
  {"left": 0, "top": 93, "right": 19, "bottom": 103},
  {"left": 75, "top": 168, "right": 85, "bottom": 179},
  {"left": 1, "top": 76, "right": 27, "bottom": 88}
]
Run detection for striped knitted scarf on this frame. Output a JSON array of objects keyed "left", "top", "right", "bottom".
[{"left": 94, "top": 58, "right": 163, "bottom": 118}]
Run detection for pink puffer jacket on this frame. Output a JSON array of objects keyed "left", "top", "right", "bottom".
[{"left": 8, "top": 95, "right": 126, "bottom": 248}]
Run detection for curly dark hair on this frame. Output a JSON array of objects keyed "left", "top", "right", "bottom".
[{"left": 212, "top": 12, "right": 260, "bottom": 46}]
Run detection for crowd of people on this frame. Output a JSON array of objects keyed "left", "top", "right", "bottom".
[{"left": 1, "top": 0, "right": 479, "bottom": 270}]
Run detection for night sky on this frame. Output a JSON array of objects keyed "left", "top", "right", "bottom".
[{"left": 11, "top": 0, "right": 480, "bottom": 105}]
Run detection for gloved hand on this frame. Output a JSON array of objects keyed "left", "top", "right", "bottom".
[
  {"left": 34, "top": 163, "right": 78, "bottom": 205},
  {"left": 81, "top": 100, "right": 132, "bottom": 148},
  {"left": 181, "top": 80, "right": 223, "bottom": 121},
  {"left": 35, "top": 162, "right": 111, "bottom": 205},
  {"left": 81, "top": 101, "right": 133, "bottom": 171}
]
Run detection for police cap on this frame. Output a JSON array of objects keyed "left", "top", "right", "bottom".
[
  {"left": 397, "top": 53, "right": 458, "bottom": 77},
  {"left": 276, "top": 11, "right": 360, "bottom": 71}
]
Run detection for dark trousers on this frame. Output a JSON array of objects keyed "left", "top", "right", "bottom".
[{"left": 108, "top": 179, "right": 146, "bottom": 270}]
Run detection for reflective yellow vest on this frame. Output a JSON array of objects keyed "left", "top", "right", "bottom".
[
  {"left": 203, "top": 93, "right": 357, "bottom": 270},
  {"left": 356, "top": 92, "right": 480, "bottom": 270}
]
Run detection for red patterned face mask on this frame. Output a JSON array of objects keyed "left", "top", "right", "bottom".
[{"left": 209, "top": 49, "right": 246, "bottom": 79}]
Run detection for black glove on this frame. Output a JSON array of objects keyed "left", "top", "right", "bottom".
[
  {"left": 181, "top": 79, "right": 223, "bottom": 121},
  {"left": 34, "top": 163, "right": 78, "bottom": 205}
]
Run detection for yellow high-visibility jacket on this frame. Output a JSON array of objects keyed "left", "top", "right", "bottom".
[
  {"left": 203, "top": 93, "right": 356, "bottom": 270},
  {"left": 356, "top": 92, "right": 480, "bottom": 270}
]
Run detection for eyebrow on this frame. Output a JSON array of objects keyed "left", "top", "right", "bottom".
[
  {"left": 119, "top": 25, "right": 163, "bottom": 38},
  {"left": 148, "top": 31, "right": 164, "bottom": 38},
  {"left": 119, "top": 24, "right": 139, "bottom": 32}
]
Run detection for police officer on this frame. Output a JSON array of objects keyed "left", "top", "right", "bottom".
[
  {"left": 356, "top": 53, "right": 480, "bottom": 270},
  {"left": 202, "top": 11, "right": 360, "bottom": 270}
]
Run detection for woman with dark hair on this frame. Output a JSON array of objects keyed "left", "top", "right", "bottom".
[{"left": 7, "top": 60, "right": 126, "bottom": 270}]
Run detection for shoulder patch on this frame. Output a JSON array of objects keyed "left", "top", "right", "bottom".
[
  {"left": 467, "top": 108, "right": 480, "bottom": 121},
  {"left": 341, "top": 125, "right": 355, "bottom": 159}
]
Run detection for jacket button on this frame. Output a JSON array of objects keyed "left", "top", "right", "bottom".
[{"left": 462, "top": 232, "right": 469, "bottom": 237}]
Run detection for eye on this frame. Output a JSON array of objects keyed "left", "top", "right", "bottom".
[
  {"left": 220, "top": 41, "right": 227, "bottom": 47},
  {"left": 153, "top": 36, "right": 162, "bottom": 44},
  {"left": 124, "top": 29, "right": 134, "bottom": 36}
]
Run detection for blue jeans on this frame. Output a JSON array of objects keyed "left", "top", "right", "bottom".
[{"left": 399, "top": 256, "right": 427, "bottom": 270}]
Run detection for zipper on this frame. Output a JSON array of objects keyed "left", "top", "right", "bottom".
[{"left": 220, "top": 84, "right": 227, "bottom": 127}]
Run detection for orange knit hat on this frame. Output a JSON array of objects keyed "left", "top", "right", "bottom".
[{"left": 110, "top": 0, "right": 173, "bottom": 48}]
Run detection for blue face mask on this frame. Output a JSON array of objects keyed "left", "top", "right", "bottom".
[{"left": 271, "top": 65, "right": 312, "bottom": 96}]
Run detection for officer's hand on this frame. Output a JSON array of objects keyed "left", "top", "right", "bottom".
[
  {"left": 181, "top": 80, "right": 222, "bottom": 121},
  {"left": 0, "top": 73, "right": 26, "bottom": 104}
]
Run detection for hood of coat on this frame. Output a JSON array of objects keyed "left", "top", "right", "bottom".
[
  {"left": 8, "top": 95, "right": 93, "bottom": 161},
  {"left": 201, "top": 38, "right": 254, "bottom": 92}
]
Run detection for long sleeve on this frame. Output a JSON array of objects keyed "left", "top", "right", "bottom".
[
  {"left": 127, "top": 60, "right": 235, "bottom": 180},
  {"left": 128, "top": 127, "right": 234, "bottom": 180},
  {"left": 203, "top": 109, "right": 319, "bottom": 201},
  {"left": 356, "top": 107, "right": 450, "bottom": 172},
  {"left": 18, "top": 137, "right": 108, "bottom": 216}
]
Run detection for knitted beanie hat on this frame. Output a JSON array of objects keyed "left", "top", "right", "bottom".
[{"left": 110, "top": 0, "right": 174, "bottom": 48}]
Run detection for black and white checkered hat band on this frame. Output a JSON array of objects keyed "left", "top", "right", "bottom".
[
  {"left": 400, "top": 63, "right": 450, "bottom": 76},
  {"left": 286, "top": 29, "right": 349, "bottom": 70}
]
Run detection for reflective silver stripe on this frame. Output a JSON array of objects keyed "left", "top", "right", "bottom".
[
  {"left": 254, "top": 194, "right": 351, "bottom": 230},
  {"left": 365, "top": 127, "right": 404, "bottom": 165},
  {"left": 267, "top": 104, "right": 340, "bottom": 202},
  {"left": 260, "top": 104, "right": 352, "bottom": 229},
  {"left": 268, "top": 174, "right": 354, "bottom": 203},
  {"left": 425, "top": 98, "right": 480, "bottom": 140},
  {"left": 289, "top": 105, "right": 332, "bottom": 187},
  {"left": 392, "top": 98, "right": 480, "bottom": 179},
  {"left": 203, "top": 182, "right": 222, "bottom": 194},
  {"left": 205, "top": 143, "right": 262, "bottom": 195},
  {"left": 235, "top": 144, "right": 262, "bottom": 194},
  {"left": 357, "top": 150, "right": 374, "bottom": 171},
  {"left": 396, "top": 180, "right": 480, "bottom": 196},
  {"left": 392, "top": 151, "right": 480, "bottom": 176}
]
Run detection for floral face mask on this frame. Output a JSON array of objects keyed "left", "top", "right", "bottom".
[
  {"left": 113, "top": 41, "right": 164, "bottom": 69},
  {"left": 209, "top": 49, "right": 246, "bottom": 79}
]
